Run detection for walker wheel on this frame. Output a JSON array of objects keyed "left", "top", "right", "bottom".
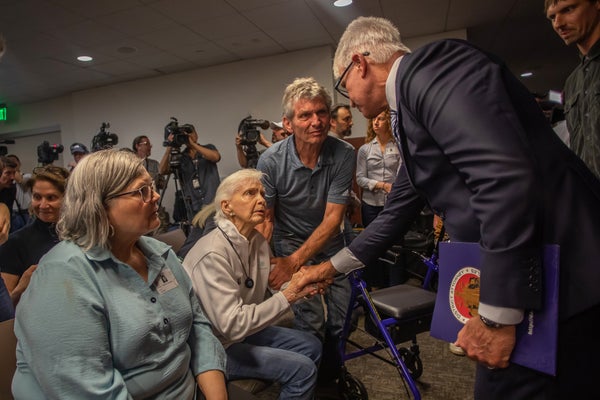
[
  {"left": 338, "top": 371, "right": 368, "bottom": 400},
  {"left": 399, "top": 347, "right": 423, "bottom": 379}
]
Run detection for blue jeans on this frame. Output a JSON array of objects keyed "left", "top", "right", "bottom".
[
  {"left": 272, "top": 232, "right": 351, "bottom": 340},
  {"left": 273, "top": 232, "right": 351, "bottom": 382},
  {"left": 226, "top": 326, "right": 321, "bottom": 400}
]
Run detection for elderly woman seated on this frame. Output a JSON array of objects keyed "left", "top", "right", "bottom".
[
  {"left": 183, "top": 169, "right": 324, "bottom": 400},
  {"left": 13, "top": 150, "right": 228, "bottom": 400}
]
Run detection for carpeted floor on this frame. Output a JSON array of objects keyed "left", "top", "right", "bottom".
[{"left": 254, "top": 315, "right": 476, "bottom": 400}]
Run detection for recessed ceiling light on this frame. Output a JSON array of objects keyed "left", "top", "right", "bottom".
[
  {"left": 520, "top": 72, "right": 533, "bottom": 78},
  {"left": 334, "top": 0, "right": 352, "bottom": 7},
  {"left": 77, "top": 55, "right": 93, "bottom": 62}
]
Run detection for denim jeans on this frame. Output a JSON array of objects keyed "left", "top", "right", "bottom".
[
  {"left": 272, "top": 232, "right": 351, "bottom": 340},
  {"left": 226, "top": 326, "right": 321, "bottom": 400},
  {"left": 273, "top": 232, "right": 352, "bottom": 382}
]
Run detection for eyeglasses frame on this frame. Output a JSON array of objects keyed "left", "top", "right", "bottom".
[
  {"left": 334, "top": 51, "right": 370, "bottom": 99},
  {"left": 106, "top": 181, "right": 156, "bottom": 203}
]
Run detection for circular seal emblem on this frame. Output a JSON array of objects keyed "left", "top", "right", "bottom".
[{"left": 448, "top": 266, "right": 480, "bottom": 324}]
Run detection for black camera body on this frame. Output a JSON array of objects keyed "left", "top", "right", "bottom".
[
  {"left": 238, "top": 116, "right": 270, "bottom": 146},
  {"left": 92, "top": 122, "right": 119, "bottom": 152},
  {"left": 163, "top": 117, "right": 194, "bottom": 148},
  {"left": 37, "top": 141, "right": 64, "bottom": 165}
]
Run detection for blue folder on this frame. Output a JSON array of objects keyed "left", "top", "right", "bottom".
[{"left": 429, "top": 242, "right": 560, "bottom": 376}]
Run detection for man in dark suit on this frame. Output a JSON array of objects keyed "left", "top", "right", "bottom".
[{"left": 300, "top": 16, "right": 600, "bottom": 399}]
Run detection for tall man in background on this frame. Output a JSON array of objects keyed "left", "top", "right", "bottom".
[
  {"left": 257, "top": 77, "right": 356, "bottom": 384},
  {"left": 159, "top": 126, "right": 221, "bottom": 223},
  {"left": 545, "top": 0, "right": 600, "bottom": 179},
  {"left": 299, "top": 16, "right": 600, "bottom": 399}
]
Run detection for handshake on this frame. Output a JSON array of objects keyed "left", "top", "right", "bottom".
[{"left": 270, "top": 256, "right": 336, "bottom": 304}]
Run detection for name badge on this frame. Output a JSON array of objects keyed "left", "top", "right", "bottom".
[{"left": 155, "top": 268, "right": 179, "bottom": 294}]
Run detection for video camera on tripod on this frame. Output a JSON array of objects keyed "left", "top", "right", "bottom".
[
  {"left": 37, "top": 141, "right": 64, "bottom": 165},
  {"left": 238, "top": 116, "right": 270, "bottom": 146},
  {"left": 162, "top": 117, "right": 195, "bottom": 171},
  {"left": 237, "top": 116, "right": 270, "bottom": 168},
  {"left": 163, "top": 117, "right": 194, "bottom": 148},
  {"left": 92, "top": 122, "right": 119, "bottom": 152},
  {"left": 160, "top": 117, "right": 196, "bottom": 226}
]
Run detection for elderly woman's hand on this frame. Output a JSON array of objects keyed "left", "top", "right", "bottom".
[{"left": 280, "top": 269, "right": 333, "bottom": 304}]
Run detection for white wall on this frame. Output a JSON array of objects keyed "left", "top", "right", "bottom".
[
  {"left": 0, "top": 45, "right": 371, "bottom": 216},
  {"left": 0, "top": 29, "right": 466, "bottom": 219}
]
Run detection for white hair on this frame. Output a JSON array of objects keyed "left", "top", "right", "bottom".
[
  {"left": 213, "top": 169, "right": 264, "bottom": 224},
  {"left": 333, "top": 16, "right": 411, "bottom": 78}
]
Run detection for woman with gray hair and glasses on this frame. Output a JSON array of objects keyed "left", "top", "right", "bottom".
[{"left": 12, "top": 149, "right": 228, "bottom": 400}]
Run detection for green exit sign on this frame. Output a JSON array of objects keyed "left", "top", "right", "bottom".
[{"left": 0, "top": 104, "right": 6, "bottom": 121}]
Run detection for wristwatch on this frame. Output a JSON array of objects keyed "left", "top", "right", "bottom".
[{"left": 479, "top": 315, "right": 506, "bottom": 329}]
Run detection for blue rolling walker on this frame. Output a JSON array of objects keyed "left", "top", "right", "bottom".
[{"left": 336, "top": 244, "right": 440, "bottom": 400}]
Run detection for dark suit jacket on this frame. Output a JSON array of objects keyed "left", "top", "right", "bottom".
[{"left": 348, "top": 39, "right": 600, "bottom": 320}]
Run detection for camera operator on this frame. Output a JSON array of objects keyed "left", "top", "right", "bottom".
[
  {"left": 270, "top": 120, "right": 292, "bottom": 143},
  {"left": 235, "top": 131, "right": 271, "bottom": 169},
  {"left": 68, "top": 142, "right": 89, "bottom": 172},
  {"left": 159, "top": 125, "right": 221, "bottom": 223},
  {"left": 236, "top": 119, "right": 291, "bottom": 168}
]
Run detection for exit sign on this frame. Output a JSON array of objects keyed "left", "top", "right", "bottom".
[{"left": 0, "top": 104, "right": 6, "bottom": 121}]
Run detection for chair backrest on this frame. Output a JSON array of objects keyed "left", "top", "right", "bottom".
[
  {"left": 153, "top": 228, "right": 187, "bottom": 253},
  {"left": 0, "top": 318, "right": 16, "bottom": 400}
]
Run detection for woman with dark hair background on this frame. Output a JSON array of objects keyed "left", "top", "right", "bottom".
[{"left": 0, "top": 165, "right": 69, "bottom": 307}]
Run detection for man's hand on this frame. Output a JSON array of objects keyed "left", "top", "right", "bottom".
[
  {"left": 295, "top": 261, "right": 338, "bottom": 289},
  {"left": 0, "top": 203, "right": 10, "bottom": 244},
  {"left": 455, "top": 315, "right": 516, "bottom": 369},
  {"left": 280, "top": 269, "right": 331, "bottom": 303},
  {"left": 268, "top": 256, "right": 298, "bottom": 290},
  {"left": 258, "top": 132, "right": 272, "bottom": 148},
  {"left": 235, "top": 135, "right": 243, "bottom": 149}
]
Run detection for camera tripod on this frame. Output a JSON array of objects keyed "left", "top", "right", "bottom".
[
  {"left": 244, "top": 144, "right": 259, "bottom": 169},
  {"left": 159, "top": 147, "right": 195, "bottom": 233}
]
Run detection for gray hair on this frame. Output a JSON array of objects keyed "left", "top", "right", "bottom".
[
  {"left": 57, "top": 149, "right": 145, "bottom": 251},
  {"left": 282, "top": 77, "right": 332, "bottom": 120},
  {"left": 213, "top": 169, "right": 264, "bottom": 225},
  {"left": 333, "top": 16, "right": 411, "bottom": 78}
]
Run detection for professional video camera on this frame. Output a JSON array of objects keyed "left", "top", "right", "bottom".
[
  {"left": 37, "top": 141, "right": 64, "bottom": 165},
  {"left": 163, "top": 117, "right": 194, "bottom": 148},
  {"left": 237, "top": 116, "right": 270, "bottom": 169},
  {"left": 92, "top": 122, "right": 119, "bottom": 152},
  {"left": 237, "top": 116, "right": 270, "bottom": 146},
  {"left": 0, "top": 139, "right": 15, "bottom": 157}
]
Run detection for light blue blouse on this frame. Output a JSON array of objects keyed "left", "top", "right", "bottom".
[
  {"left": 13, "top": 236, "right": 226, "bottom": 400},
  {"left": 356, "top": 138, "right": 402, "bottom": 207}
]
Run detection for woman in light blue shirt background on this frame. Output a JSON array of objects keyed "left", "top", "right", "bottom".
[
  {"left": 355, "top": 109, "right": 402, "bottom": 288},
  {"left": 12, "top": 150, "right": 228, "bottom": 400}
]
